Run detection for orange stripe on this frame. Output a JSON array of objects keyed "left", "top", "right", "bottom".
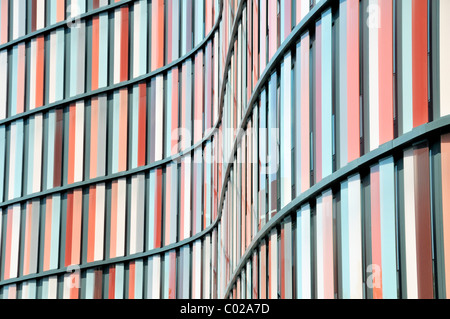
[
  {"left": 23, "top": 202, "right": 33, "bottom": 276},
  {"left": 87, "top": 186, "right": 96, "bottom": 263},
  {"left": 151, "top": 0, "right": 164, "bottom": 70},
  {"left": 110, "top": 181, "right": 118, "bottom": 258},
  {"left": 56, "top": 0, "right": 65, "bottom": 22},
  {"left": 70, "top": 272, "right": 80, "bottom": 299},
  {"left": 67, "top": 104, "right": 76, "bottom": 184},
  {"left": 44, "top": 196, "right": 53, "bottom": 271},
  {"left": 118, "top": 89, "right": 128, "bottom": 172},
  {"left": 90, "top": 98, "right": 99, "bottom": 179},
  {"left": 36, "top": 36, "right": 45, "bottom": 108},
  {"left": 129, "top": 261, "right": 135, "bottom": 299},
  {"left": 92, "top": 17, "right": 100, "bottom": 91}
]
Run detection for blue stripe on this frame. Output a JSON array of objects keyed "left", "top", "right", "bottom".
[
  {"left": 340, "top": 180, "right": 350, "bottom": 298},
  {"left": 85, "top": 269, "right": 95, "bottom": 299},
  {"left": 11, "top": 46, "right": 18, "bottom": 116},
  {"left": 402, "top": 0, "right": 413, "bottom": 134},
  {"left": 322, "top": 9, "right": 333, "bottom": 178},
  {"left": 134, "top": 259, "right": 144, "bottom": 299},
  {"left": 339, "top": 0, "right": 348, "bottom": 167},
  {"left": 99, "top": 13, "right": 109, "bottom": 88},
  {"left": 114, "top": 263, "right": 124, "bottom": 299},
  {"left": 379, "top": 157, "right": 397, "bottom": 298},
  {"left": 296, "top": 208, "right": 303, "bottom": 298},
  {"left": 55, "top": 29, "right": 65, "bottom": 101}
]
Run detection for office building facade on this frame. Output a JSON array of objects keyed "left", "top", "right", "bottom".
[{"left": 1, "top": 0, "right": 450, "bottom": 299}]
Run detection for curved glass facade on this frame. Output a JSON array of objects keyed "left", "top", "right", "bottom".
[{"left": 1, "top": 0, "right": 450, "bottom": 299}]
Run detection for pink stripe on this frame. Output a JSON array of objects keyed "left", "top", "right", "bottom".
[{"left": 300, "top": 34, "right": 310, "bottom": 193}]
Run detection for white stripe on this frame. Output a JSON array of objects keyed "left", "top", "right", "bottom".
[
  {"left": 404, "top": 148, "right": 418, "bottom": 298},
  {"left": 114, "top": 8, "right": 122, "bottom": 84},
  {"left": 36, "top": 0, "right": 45, "bottom": 29},
  {"left": 0, "top": 51, "right": 7, "bottom": 119},
  {"left": 133, "top": 0, "right": 141, "bottom": 77},
  {"left": 270, "top": 228, "right": 278, "bottom": 299},
  {"left": 10, "top": 205, "right": 21, "bottom": 279},
  {"left": 29, "top": 40, "right": 37, "bottom": 110},
  {"left": 48, "top": 276, "right": 58, "bottom": 299},
  {"left": 32, "top": 114, "right": 43, "bottom": 193},
  {"left": 48, "top": 31, "right": 57, "bottom": 103},
  {"left": 116, "top": 178, "right": 126, "bottom": 257},
  {"left": 155, "top": 75, "right": 164, "bottom": 161},
  {"left": 203, "top": 234, "right": 211, "bottom": 299},
  {"left": 301, "top": 0, "right": 309, "bottom": 20},
  {"left": 301, "top": 205, "right": 311, "bottom": 298},
  {"left": 316, "top": 197, "right": 324, "bottom": 298},
  {"left": 440, "top": 0, "right": 450, "bottom": 116},
  {"left": 151, "top": 255, "right": 161, "bottom": 299}
]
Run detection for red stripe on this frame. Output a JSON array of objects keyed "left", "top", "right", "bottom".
[
  {"left": 378, "top": 0, "right": 394, "bottom": 145},
  {"left": 65, "top": 192, "right": 74, "bottom": 267},
  {"left": 108, "top": 266, "right": 116, "bottom": 299},
  {"left": 138, "top": 83, "right": 147, "bottom": 166},
  {"left": 36, "top": 36, "right": 45, "bottom": 108},
  {"left": 412, "top": 0, "right": 428, "bottom": 128},
  {"left": 87, "top": 186, "right": 96, "bottom": 263},
  {"left": 120, "top": 7, "right": 129, "bottom": 82},
  {"left": 414, "top": 145, "right": 434, "bottom": 298},
  {"left": 54, "top": 109, "right": 63, "bottom": 187},
  {"left": 347, "top": 0, "right": 360, "bottom": 162},
  {"left": 92, "top": 17, "right": 99, "bottom": 91}
]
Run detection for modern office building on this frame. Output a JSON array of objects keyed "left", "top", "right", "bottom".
[{"left": 0, "top": 0, "right": 450, "bottom": 299}]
